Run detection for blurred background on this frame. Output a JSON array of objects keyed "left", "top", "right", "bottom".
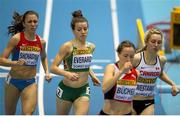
[{"left": 0, "top": 0, "right": 180, "bottom": 115}]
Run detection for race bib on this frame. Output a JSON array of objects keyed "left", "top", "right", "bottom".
[
  {"left": 19, "top": 46, "right": 40, "bottom": 65},
  {"left": 114, "top": 85, "right": 136, "bottom": 101},
  {"left": 72, "top": 54, "right": 92, "bottom": 69},
  {"left": 19, "top": 51, "right": 40, "bottom": 65},
  {"left": 135, "top": 83, "right": 155, "bottom": 96}
]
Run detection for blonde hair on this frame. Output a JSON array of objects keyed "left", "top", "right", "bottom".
[{"left": 137, "top": 28, "right": 163, "bottom": 53}]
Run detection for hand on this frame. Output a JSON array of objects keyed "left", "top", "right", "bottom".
[
  {"left": 15, "top": 59, "right": 26, "bottom": 66},
  {"left": 91, "top": 77, "right": 101, "bottom": 86},
  {"left": 67, "top": 72, "right": 79, "bottom": 81},
  {"left": 171, "top": 85, "right": 179, "bottom": 96},
  {"left": 122, "top": 61, "right": 132, "bottom": 73},
  {"left": 45, "top": 73, "right": 52, "bottom": 83}
]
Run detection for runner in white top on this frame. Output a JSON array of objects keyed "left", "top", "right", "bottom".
[{"left": 132, "top": 28, "right": 179, "bottom": 115}]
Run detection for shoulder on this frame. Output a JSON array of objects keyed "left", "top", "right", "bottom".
[
  {"left": 37, "top": 36, "right": 46, "bottom": 44},
  {"left": 159, "top": 55, "right": 167, "bottom": 67},
  {"left": 87, "top": 42, "right": 95, "bottom": 49},
  {"left": 159, "top": 55, "right": 167, "bottom": 62},
  {"left": 9, "top": 33, "right": 21, "bottom": 45},
  {"left": 105, "top": 63, "right": 115, "bottom": 71},
  {"left": 40, "top": 40, "right": 46, "bottom": 46},
  {"left": 37, "top": 36, "right": 46, "bottom": 50},
  {"left": 134, "top": 52, "right": 141, "bottom": 59},
  {"left": 133, "top": 52, "right": 141, "bottom": 67},
  {"left": 12, "top": 33, "right": 21, "bottom": 39},
  {"left": 58, "top": 41, "right": 73, "bottom": 53},
  {"left": 63, "top": 41, "right": 73, "bottom": 49},
  {"left": 104, "top": 63, "right": 116, "bottom": 76}
]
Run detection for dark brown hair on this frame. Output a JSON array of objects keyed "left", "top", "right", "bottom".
[
  {"left": 116, "top": 40, "right": 136, "bottom": 53},
  {"left": 71, "top": 10, "right": 88, "bottom": 30},
  {"left": 8, "top": 10, "right": 39, "bottom": 36}
]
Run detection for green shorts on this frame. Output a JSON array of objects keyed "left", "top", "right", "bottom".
[{"left": 56, "top": 81, "right": 90, "bottom": 102}]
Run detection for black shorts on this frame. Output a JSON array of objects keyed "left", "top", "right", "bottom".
[
  {"left": 133, "top": 99, "right": 154, "bottom": 115},
  {"left": 99, "top": 110, "right": 109, "bottom": 115},
  {"left": 99, "top": 110, "right": 132, "bottom": 115}
]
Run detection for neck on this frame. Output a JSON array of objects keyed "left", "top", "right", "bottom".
[
  {"left": 24, "top": 31, "right": 36, "bottom": 40},
  {"left": 74, "top": 38, "right": 86, "bottom": 45},
  {"left": 144, "top": 50, "right": 157, "bottom": 63},
  {"left": 117, "top": 61, "right": 124, "bottom": 70}
]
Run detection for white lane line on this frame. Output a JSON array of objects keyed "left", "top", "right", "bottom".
[
  {"left": 0, "top": 73, "right": 8, "bottom": 78},
  {"left": 110, "top": 0, "right": 120, "bottom": 61},
  {"left": 38, "top": 0, "right": 53, "bottom": 115},
  {"left": 0, "top": 66, "right": 11, "bottom": 70}
]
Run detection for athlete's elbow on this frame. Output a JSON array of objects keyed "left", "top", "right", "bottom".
[
  {"left": 102, "top": 86, "right": 108, "bottom": 94},
  {"left": 50, "top": 65, "right": 56, "bottom": 74}
]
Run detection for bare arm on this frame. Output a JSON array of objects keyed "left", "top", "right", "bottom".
[
  {"left": 89, "top": 68, "right": 101, "bottom": 86},
  {"left": 40, "top": 39, "right": 51, "bottom": 82},
  {"left": 159, "top": 55, "right": 179, "bottom": 96},
  {"left": 159, "top": 55, "right": 174, "bottom": 85},
  {"left": 160, "top": 72, "right": 179, "bottom": 96},
  {"left": 0, "top": 34, "right": 25, "bottom": 66},
  {"left": 88, "top": 43, "right": 101, "bottom": 86},
  {"left": 102, "top": 62, "right": 132, "bottom": 93},
  {"left": 102, "top": 64, "right": 122, "bottom": 93},
  {"left": 132, "top": 52, "right": 141, "bottom": 68},
  {"left": 50, "top": 42, "right": 79, "bottom": 81}
]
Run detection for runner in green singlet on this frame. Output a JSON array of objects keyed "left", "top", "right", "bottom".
[{"left": 50, "top": 10, "right": 101, "bottom": 115}]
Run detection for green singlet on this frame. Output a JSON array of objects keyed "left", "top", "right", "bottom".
[{"left": 63, "top": 42, "right": 94, "bottom": 72}]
